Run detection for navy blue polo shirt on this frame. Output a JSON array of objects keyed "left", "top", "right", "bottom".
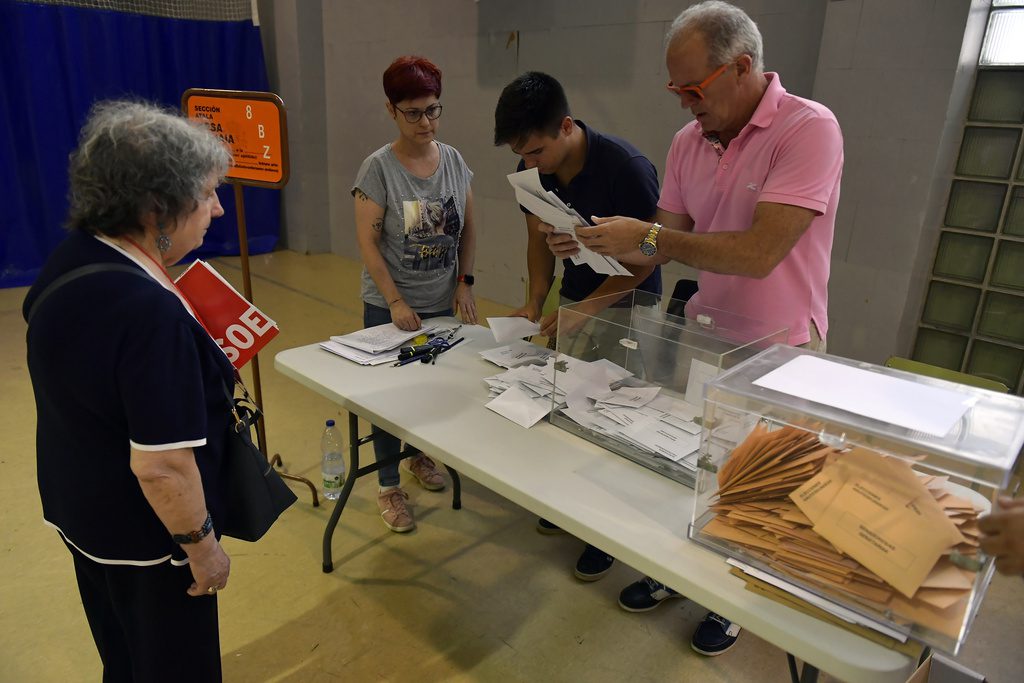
[
  {"left": 518, "top": 120, "right": 662, "bottom": 302},
  {"left": 23, "top": 230, "right": 234, "bottom": 564}
]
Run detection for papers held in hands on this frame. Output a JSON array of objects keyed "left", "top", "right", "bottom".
[
  {"left": 507, "top": 168, "right": 631, "bottom": 277},
  {"left": 319, "top": 322, "right": 439, "bottom": 365}
]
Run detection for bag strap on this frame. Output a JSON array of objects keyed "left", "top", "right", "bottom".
[
  {"left": 26, "top": 263, "right": 150, "bottom": 326},
  {"left": 222, "top": 375, "right": 262, "bottom": 432}
]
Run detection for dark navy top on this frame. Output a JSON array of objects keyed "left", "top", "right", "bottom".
[
  {"left": 518, "top": 120, "right": 662, "bottom": 302},
  {"left": 23, "top": 230, "right": 234, "bottom": 564}
]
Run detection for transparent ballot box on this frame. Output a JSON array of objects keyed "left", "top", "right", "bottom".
[
  {"left": 551, "top": 289, "right": 787, "bottom": 487},
  {"left": 690, "top": 344, "right": 1024, "bottom": 654}
]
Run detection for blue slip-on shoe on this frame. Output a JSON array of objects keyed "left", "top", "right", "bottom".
[
  {"left": 691, "top": 611, "right": 741, "bottom": 656},
  {"left": 573, "top": 544, "right": 615, "bottom": 581},
  {"left": 617, "top": 576, "right": 684, "bottom": 612}
]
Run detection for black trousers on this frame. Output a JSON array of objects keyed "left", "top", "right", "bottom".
[{"left": 67, "top": 543, "right": 222, "bottom": 683}]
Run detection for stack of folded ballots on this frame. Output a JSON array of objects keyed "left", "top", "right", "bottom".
[{"left": 701, "top": 424, "right": 982, "bottom": 639}]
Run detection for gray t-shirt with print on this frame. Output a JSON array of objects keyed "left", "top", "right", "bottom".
[{"left": 352, "top": 142, "right": 473, "bottom": 312}]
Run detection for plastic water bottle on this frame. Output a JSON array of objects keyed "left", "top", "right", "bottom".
[{"left": 321, "top": 419, "right": 345, "bottom": 500}]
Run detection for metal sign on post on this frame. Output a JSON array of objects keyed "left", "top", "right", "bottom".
[{"left": 182, "top": 89, "right": 317, "bottom": 504}]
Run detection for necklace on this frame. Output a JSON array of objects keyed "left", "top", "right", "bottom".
[{"left": 123, "top": 236, "right": 211, "bottom": 337}]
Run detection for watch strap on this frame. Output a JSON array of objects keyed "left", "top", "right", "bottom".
[
  {"left": 172, "top": 512, "right": 214, "bottom": 544},
  {"left": 457, "top": 274, "right": 475, "bottom": 286}
]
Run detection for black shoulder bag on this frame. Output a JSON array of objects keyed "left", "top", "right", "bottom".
[
  {"left": 27, "top": 262, "right": 297, "bottom": 542},
  {"left": 219, "top": 377, "right": 296, "bottom": 541}
]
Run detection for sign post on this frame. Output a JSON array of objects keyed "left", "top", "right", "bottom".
[{"left": 182, "top": 88, "right": 317, "bottom": 505}]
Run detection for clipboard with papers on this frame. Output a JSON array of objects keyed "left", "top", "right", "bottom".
[{"left": 318, "top": 321, "right": 440, "bottom": 365}]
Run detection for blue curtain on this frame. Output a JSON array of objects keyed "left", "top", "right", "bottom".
[{"left": 0, "top": 2, "right": 280, "bottom": 288}]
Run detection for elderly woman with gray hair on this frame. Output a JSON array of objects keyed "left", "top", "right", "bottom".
[{"left": 23, "top": 100, "right": 233, "bottom": 681}]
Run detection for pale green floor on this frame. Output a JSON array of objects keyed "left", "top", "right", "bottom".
[{"left": 1, "top": 250, "right": 1021, "bottom": 682}]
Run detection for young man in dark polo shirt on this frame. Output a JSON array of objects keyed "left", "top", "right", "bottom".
[{"left": 493, "top": 71, "right": 662, "bottom": 582}]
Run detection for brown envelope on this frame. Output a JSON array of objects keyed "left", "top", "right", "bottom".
[{"left": 813, "top": 471, "right": 965, "bottom": 598}]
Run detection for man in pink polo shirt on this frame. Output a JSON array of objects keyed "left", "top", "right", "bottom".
[{"left": 543, "top": 0, "right": 844, "bottom": 658}]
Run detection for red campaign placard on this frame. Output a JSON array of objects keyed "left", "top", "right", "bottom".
[{"left": 175, "top": 260, "right": 279, "bottom": 368}]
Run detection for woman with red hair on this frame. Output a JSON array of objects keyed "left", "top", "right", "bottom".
[{"left": 351, "top": 55, "right": 478, "bottom": 533}]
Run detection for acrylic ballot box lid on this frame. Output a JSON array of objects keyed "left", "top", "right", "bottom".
[
  {"left": 691, "top": 343, "right": 1024, "bottom": 654},
  {"left": 703, "top": 344, "right": 1024, "bottom": 489},
  {"left": 551, "top": 290, "right": 787, "bottom": 487}
]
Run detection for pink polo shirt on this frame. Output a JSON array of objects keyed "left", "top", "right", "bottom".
[{"left": 659, "top": 73, "right": 843, "bottom": 346}]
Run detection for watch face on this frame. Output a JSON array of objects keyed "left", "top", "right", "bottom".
[{"left": 639, "top": 241, "right": 657, "bottom": 257}]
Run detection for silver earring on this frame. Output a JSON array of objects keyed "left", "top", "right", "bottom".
[{"left": 157, "top": 233, "right": 172, "bottom": 254}]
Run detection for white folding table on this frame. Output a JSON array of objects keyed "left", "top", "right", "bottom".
[{"left": 275, "top": 322, "right": 917, "bottom": 683}]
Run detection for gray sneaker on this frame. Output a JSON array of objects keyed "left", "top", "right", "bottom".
[{"left": 378, "top": 487, "right": 415, "bottom": 532}]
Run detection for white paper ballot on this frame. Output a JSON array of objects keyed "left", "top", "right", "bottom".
[
  {"left": 752, "top": 355, "right": 974, "bottom": 437},
  {"left": 479, "top": 341, "right": 557, "bottom": 368},
  {"left": 487, "top": 316, "right": 542, "bottom": 343},
  {"left": 485, "top": 384, "right": 551, "bottom": 428},
  {"left": 592, "top": 386, "right": 662, "bottom": 408}
]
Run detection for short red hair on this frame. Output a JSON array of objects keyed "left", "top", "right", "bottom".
[{"left": 383, "top": 56, "right": 442, "bottom": 105}]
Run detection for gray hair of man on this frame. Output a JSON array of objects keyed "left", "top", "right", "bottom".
[
  {"left": 67, "top": 100, "right": 231, "bottom": 238},
  {"left": 666, "top": 1, "right": 764, "bottom": 74}
]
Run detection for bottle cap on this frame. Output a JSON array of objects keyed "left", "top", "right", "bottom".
[{"left": 326, "top": 419, "right": 335, "bottom": 427}]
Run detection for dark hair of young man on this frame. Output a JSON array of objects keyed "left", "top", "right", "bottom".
[{"left": 493, "top": 71, "right": 571, "bottom": 148}]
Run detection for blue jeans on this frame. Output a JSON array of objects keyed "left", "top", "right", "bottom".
[{"left": 363, "top": 302, "right": 452, "bottom": 487}]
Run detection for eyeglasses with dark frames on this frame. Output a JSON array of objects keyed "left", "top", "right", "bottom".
[
  {"left": 393, "top": 103, "right": 443, "bottom": 123},
  {"left": 666, "top": 63, "right": 730, "bottom": 103}
]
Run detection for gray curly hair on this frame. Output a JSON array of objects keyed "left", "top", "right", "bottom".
[
  {"left": 67, "top": 100, "right": 231, "bottom": 237},
  {"left": 666, "top": 1, "right": 764, "bottom": 73}
]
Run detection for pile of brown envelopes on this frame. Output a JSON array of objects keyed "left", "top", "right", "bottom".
[{"left": 701, "top": 424, "right": 983, "bottom": 640}]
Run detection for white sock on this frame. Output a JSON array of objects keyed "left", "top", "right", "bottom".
[{"left": 379, "top": 485, "right": 400, "bottom": 494}]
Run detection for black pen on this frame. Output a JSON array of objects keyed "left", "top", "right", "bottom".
[{"left": 393, "top": 352, "right": 431, "bottom": 367}]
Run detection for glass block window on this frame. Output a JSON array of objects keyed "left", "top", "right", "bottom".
[
  {"left": 955, "top": 127, "right": 1020, "bottom": 178},
  {"left": 980, "top": 9, "right": 1024, "bottom": 66},
  {"left": 933, "top": 232, "right": 993, "bottom": 281},
  {"left": 945, "top": 180, "right": 1006, "bottom": 230},
  {"left": 915, "top": 59, "right": 1024, "bottom": 393}
]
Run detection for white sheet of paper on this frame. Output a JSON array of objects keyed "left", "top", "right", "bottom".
[
  {"left": 485, "top": 384, "right": 551, "bottom": 428},
  {"left": 684, "top": 357, "right": 721, "bottom": 407},
  {"left": 318, "top": 341, "right": 399, "bottom": 366},
  {"left": 487, "top": 316, "right": 542, "bottom": 343},
  {"left": 752, "top": 355, "right": 974, "bottom": 437}
]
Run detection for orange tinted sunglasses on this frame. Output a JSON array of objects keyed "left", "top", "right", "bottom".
[{"left": 666, "top": 63, "right": 730, "bottom": 102}]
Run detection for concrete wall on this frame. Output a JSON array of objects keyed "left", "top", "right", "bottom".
[
  {"left": 813, "top": 0, "right": 983, "bottom": 363},
  {"left": 262, "top": 0, "right": 983, "bottom": 364}
]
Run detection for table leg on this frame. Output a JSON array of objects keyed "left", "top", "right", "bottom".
[
  {"left": 786, "top": 653, "right": 819, "bottom": 683},
  {"left": 323, "top": 412, "right": 463, "bottom": 572},
  {"left": 445, "top": 464, "right": 462, "bottom": 510}
]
